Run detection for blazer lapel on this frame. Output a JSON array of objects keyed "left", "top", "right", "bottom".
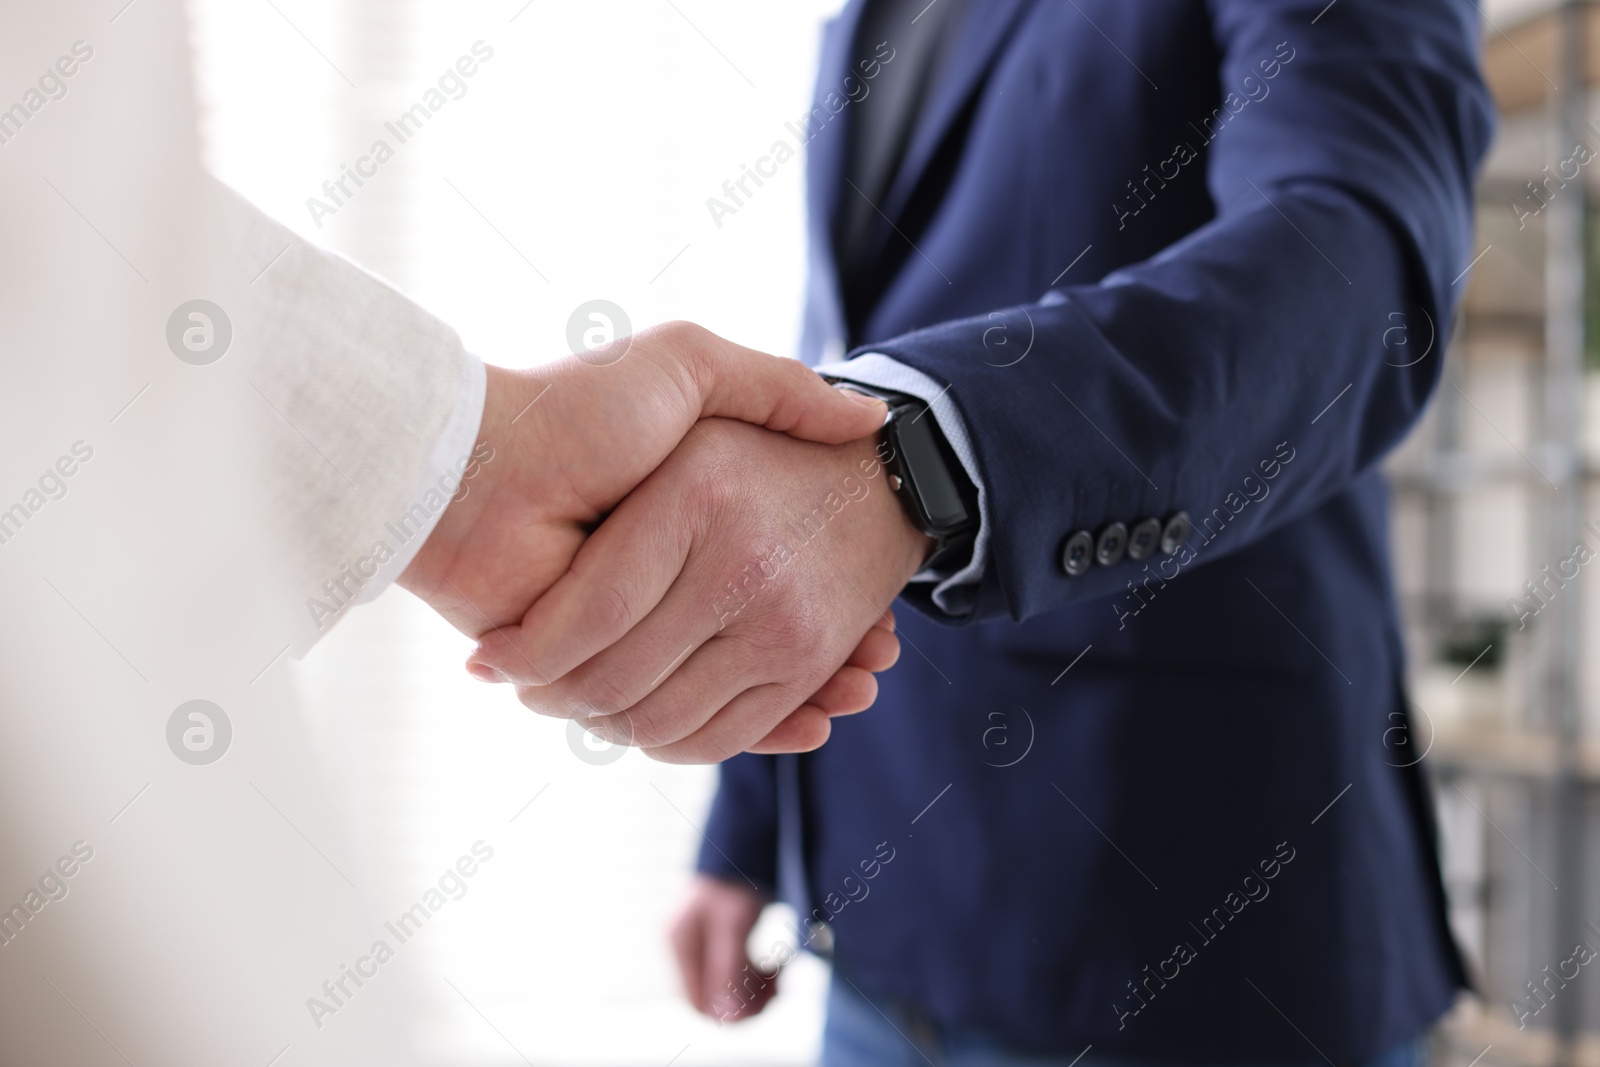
[{"left": 806, "top": 0, "right": 1034, "bottom": 350}]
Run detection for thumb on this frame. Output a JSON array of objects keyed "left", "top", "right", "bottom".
[{"left": 699, "top": 344, "right": 887, "bottom": 444}]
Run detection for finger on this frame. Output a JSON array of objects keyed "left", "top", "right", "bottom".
[
  {"left": 697, "top": 342, "right": 888, "bottom": 445},
  {"left": 746, "top": 706, "right": 832, "bottom": 755},
  {"left": 845, "top": 626, "right": 900, "bottom": 672},
  {"left": 647, "top": 682, "right": 826, "bottom": 764},
  {"left": 744, "top": 958, "right": 780, "bottom": 1017},
  {"left": 705, "top": 903, "right": 762, "bottom": 1022},
  {"left": 472, "top": 477, "right": 699, "bottom": 687},
  {"left": 808, "top": 665, "right": 879, "bottom": 717},
  {"left": 579, "top": 636, "right": 755, "bottom": 749},
  {"left": 521, "top": 536, "right": 742, "bottom": 725},
  {"left": 669, "top": 906, "right": 708, "bottom": 1013}
]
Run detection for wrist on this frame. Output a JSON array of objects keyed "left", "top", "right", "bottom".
[
  {"left": 826, "top": 381, "right": 977, "bottom": 573},
  {"left": 844, "top": 433, "right": 934, "bottom": 582},
  {"left": 398, "top": 363, "right": 546, "bottom": 593}
]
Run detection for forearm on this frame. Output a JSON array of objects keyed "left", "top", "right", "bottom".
[{"left": 834, "top": 0, "right": 1491, "bottom": 624}]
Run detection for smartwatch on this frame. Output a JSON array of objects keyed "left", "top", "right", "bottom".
[{"left": 823, "top": 378, "right": 980, "bottom": 572}]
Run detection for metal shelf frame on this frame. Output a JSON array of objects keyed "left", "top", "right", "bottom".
[{"left": 1400, "top": 5, "right": 1595, "bottom": 1064}]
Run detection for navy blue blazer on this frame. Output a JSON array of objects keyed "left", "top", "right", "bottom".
[{"left": 698, "top": 0, "right": 1494, "bottom": 1058}]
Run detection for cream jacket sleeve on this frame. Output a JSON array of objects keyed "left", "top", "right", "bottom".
[{"left": 0, "top": 1, "right": 485, "bottom": 1062}]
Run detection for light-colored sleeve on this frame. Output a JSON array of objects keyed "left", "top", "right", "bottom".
[
  {"left": 215, "top": 182, "right": 486, "bottom": 650},
  {"left": 822, "top": 353, "right": 990, "bottom": 617},
  {"left": 0, "top": 2, "right": 468, "bottom": 1061},
  {"left": 0, "top": 0, "right": 484, "bottom": 654},
  {"left": 350, "top": 352, "right": 486, "bottom": 609}
]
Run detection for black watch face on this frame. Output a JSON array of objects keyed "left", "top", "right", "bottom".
[{"left": 893, "top": 406, "right": 968, "bottom": 530}]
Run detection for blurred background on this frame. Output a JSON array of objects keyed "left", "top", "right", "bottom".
[
  {"left": 189, "top": 1, "right": 837, "bottom": 1064},
  {"left": 1392, "top": 3, "right": 1600, "bottom": 1066},
  {"left": 183, "top": 0, "right": 1600, "bottom": 1063}
]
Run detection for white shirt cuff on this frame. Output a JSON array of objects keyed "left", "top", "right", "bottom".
[
  {"left": 351, "top": 351, "right": 488, "bottom": 606},
  {"left": 822, "top": 353, "right": 989, "bottom": 617}
]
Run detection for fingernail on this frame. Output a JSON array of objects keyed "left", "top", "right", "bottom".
[
  {"left": 466, "top": 659, "right": 504, "bottom": 683},
  {"left": 848, "top": 393, "right": 888, "bottom": 414}
]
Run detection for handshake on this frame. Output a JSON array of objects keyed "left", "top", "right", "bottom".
[{"left": 397, "top": 322, "right": 933, "bottom": 763}]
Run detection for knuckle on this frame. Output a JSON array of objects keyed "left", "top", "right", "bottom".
[
  {"left": 575, "top": 670, "right": 636, "bottom": 720},
  {"left": 591, "top": 711, "right": 638, "bottom": 747},
  {"left": 660, "top": 319, "right": 705, "bottom": 344},
  {"left": 588, "top": 578, "right": 640, "bottom": 642},
  {"left": 627, "top": 713, "right": 677, "bottom": 749},
  {"left": 739, "top": 600, "right": 820, "bottom": 660},
  {"left": 655, "top": 320, "right": 711, "bottom": 366},
  {"left": 692, "top": 471, "right": 741, "bottom": 517}
]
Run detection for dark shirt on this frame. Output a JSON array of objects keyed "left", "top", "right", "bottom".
[{"left": 836, "top": 0, "right": 968, "bottom": 295}]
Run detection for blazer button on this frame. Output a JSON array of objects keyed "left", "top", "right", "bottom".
[
  {"left": 1095, "top": 522, "right": 1128, "bottom": 566},
  {"left": 1160, "top": 512, "right": 1191, "bottom": 554},
  {"left": 1128, "top": 518, "right": 1162, "bottom": 561},
  {"left": 1061, "top": 530, "right": 1095, "bottom": 576}
]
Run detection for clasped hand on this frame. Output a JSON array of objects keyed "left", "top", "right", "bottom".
[{"left": 400, "top": 322, "right": 931, "bottom": 762}]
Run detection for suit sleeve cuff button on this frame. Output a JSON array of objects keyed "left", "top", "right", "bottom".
[{"left": 1061, "top": 530, "right": 1095, "bottom": 576}]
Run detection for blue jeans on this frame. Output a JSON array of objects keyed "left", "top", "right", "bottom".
[{"left": 819, "top": 971, "right": 1427, "bottom": 1067}]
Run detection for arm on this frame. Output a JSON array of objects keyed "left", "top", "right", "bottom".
[
  {"left": 466, "top": 0, "right": 1493, "bottom": 761},
  {"left": 227, "top": 183, "right": 890, "bottom": 650},
  {"left": 670, "top": 754, "right": 781, "bottom": 1021},
  {"left": 850, "top": 0, "right": 1493, "bottom": 622}
]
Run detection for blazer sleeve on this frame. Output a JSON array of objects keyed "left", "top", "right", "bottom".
[{"left": 848, "top": 0, "right": 1495, "bottom": 624}]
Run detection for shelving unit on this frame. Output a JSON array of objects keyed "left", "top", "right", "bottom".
[{"left": 1389, "top": 3, "right": 1600, "bottom": 1065}]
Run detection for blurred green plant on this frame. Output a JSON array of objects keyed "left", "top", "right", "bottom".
[{"left": 1438, "top": 614, "right": 1507, "bottom": 671}]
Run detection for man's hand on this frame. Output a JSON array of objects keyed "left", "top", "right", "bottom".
[
  {"left": 469, "top": 417, "right": 932, "bottom": 763},
  {"left": 669, "top": 875, "right": 777, "bottom": 1023},
  {"left": 399, "top": 322, "right": 888, "bottom": 651}
]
